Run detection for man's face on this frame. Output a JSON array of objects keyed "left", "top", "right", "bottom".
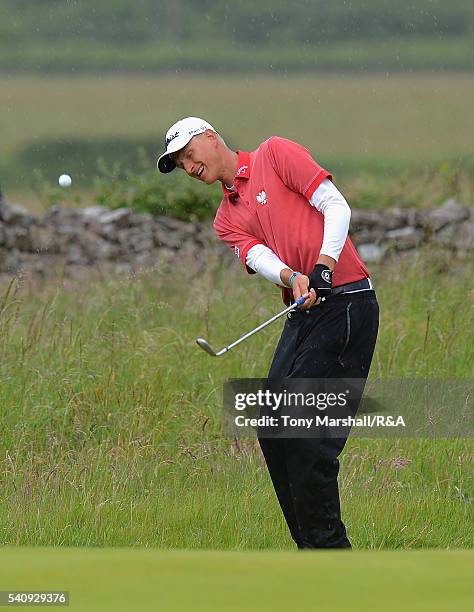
[{"left": 172, "top": 131, "right": 220, "bottom": 184}]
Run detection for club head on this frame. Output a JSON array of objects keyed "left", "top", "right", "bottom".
[{"left": 196, "top": 337, "right": 219, "bottom": 357}]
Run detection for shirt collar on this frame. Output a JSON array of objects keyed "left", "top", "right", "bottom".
[{"left": 221, "top": 150, "right": 251, "bottom": 196}]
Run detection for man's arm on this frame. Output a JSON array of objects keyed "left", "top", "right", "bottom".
[
  {"left": 306, "top": 177, "right": 351, "bottom": 295},
  {"left": 245, "top": 244, "right": 291, "bottom": 286},
  {"left": 309, "top": 178, "right": 351, "bottom": 271},
  {"left": 246, "top": 245, "right": 316, "bottom": 307},
  {"left": 213, "top": 209, "right": 266, "bottom": 274}
]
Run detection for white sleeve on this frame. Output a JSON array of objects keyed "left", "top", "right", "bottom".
[
  {"left": 309, "top": 178, "right": 351, "bottom": 262},
  {"left": 246, "top": 243, "right": 290, "bottom": 286}
]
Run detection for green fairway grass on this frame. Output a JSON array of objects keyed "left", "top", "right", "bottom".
[
  {"left": 0, "top": 548, "right": 472, "bottom": 611},
  {"left": 0, "top": 248, "right": 472, "bottom": 549}
]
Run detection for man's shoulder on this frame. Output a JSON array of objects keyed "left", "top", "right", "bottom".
[
  {"left": 253, "top": 135, "right": 304, "bottom": 161},
  {"left": 255, "top": 135, "right": 290, "bottom": 153}
]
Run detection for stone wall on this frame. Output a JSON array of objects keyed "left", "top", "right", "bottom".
[
  {"left": 0, "top": 195, "right": 473, "bottom": 280},
  {"left": 350, "top": 198, "right": 473, "bottom": 263}
]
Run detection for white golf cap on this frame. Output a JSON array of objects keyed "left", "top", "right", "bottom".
[{"left": 157, "top": 117, "right": 217, "bottom": 173}]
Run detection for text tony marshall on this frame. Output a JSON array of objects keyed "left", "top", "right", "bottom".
[{"left": 235, "top": 415, "right": 406, "bottom": 428}]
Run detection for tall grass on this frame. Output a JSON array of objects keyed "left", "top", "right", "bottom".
[{"left": 0, "top": 247, "right": 472, "bottom": 548}]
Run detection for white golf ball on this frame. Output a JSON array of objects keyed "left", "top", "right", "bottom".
[{"left": 58, "top": 174, "right": 72, "bottom": 188}]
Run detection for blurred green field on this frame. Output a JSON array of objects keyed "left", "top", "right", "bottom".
[
  {"left": 2, "top": 73, "right": 473, "bottom": 156},
  {"left": 2, "top": 73, "right": 474, "bottom": 206},
  {"left": 0, "top": 248, "right": 472, "bottom": 549},
  {"left": 1, "top": 548, "right": 472, "bottom": 611}
]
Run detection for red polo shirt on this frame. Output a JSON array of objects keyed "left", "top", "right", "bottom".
[{"left": 213, "top": 136, "right": 369, "bottom": 305}]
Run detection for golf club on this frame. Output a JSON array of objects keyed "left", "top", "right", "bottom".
[{"left": 196, "top": 295, "right": 308, "bottom": 357}]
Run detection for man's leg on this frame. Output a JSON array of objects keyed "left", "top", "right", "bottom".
[
  {"left": 257, "top": 437, "right": 305, "bottom": 547},
  {"left": 257, "top": 319, "right": 304, "bottom": 547},
  {"left": 284, "top": 436, "right": 350, "bottom": 548},
  {"left": 258, "top": 293, "right": 379, "bottom": 548},
  {"left": 285, "top": 293, "right": 380, "bottom": 548}
]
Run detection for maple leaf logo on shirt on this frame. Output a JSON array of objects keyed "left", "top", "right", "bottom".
[{"left": 256, "top": 190, "right": 267, "bottom": 205}]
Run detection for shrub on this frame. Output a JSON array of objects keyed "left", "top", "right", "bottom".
[{"left": 93, "top": 149, "right": 222, "bottom": 223}]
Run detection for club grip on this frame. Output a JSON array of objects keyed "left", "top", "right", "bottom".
[{"left": 295, "top": 296, "right": 307, "bottom": 306}]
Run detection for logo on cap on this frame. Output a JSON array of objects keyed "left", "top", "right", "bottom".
[
  {"left": 189, "top": 126, "right": 207, "bottom": 135},
  {"left": 166, "top": 131, "right": 179, "bottom": 147}
]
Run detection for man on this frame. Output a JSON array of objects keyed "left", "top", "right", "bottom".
[{"left": 157, "top": 117, "right": 379, "bottom": 549}]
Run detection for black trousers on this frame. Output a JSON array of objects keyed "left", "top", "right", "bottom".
[{"left": 258, "top": 290, "right": 379, "bottom": 549}]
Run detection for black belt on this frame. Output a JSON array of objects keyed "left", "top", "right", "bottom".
[
  {"left": 287, "top": 278, "right": 375, "bottom": 319},
  {"left": 328, "top": 277, "right": 374, "bottom": 297}
]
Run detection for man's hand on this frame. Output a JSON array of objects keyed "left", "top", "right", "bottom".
[
  {"left": 308, "top": 263, "right": 333, "bottom": 300},
  {"left": 292, "top": 274, "right": 319, "bottom": 309},
  {"left": 280, "top": 268, "right": 319, "bottom": 309}
]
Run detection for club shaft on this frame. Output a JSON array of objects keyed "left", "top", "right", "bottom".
[{"left": 219, "top": 302, "right": 300, "bottom": 354}]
